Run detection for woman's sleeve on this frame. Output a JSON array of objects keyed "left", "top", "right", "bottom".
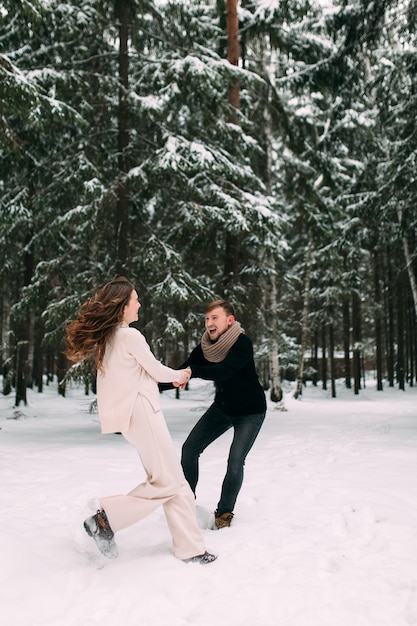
[{"left": 124, "top": 328, "right": 184, "bottom": 384}]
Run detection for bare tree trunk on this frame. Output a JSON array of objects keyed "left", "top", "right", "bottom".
[
  {"left": 397, "top": 206, "right": 417, "bottom": 318},
  {"left": 407, "top": 294, "right": 416, "bottom": 386},
  {"left": 321, "top": 325, "right": 327, "bottom": 391},
  {"left": 373, "top": 250, "right": 383, "bottom": 390},
  {"left": 342, "top": 297, "right": 351, "bottom": 388},
  {"left": 259, "top": 47, "right": 282, "bottom": 404},
  {"left": 1, "top": 296, "right": 12, "bottom": 395},
  {"left": 226, "top": 0, "right": 239, "bottom": 116},
  {"left": 15, "top": 316, "right": 34, "bottom": 406},
  {"left": 294, "top": 231, "right": 313, "bottom": 399},
  {"left": 329, "top": 320, "right": 336, "bottom": 398},
  {"left": 312, "top": 331, "right": 318, "bottom": 386},
  {"left": 57, "top": 351, "right": 67, "bottom": 398},
  {"left": 352, "top": 291, "right": 362, "bottom": 395},
  {"left": 268, "top": 264, "right": 282, "bottom": 402},
  {"left": 405, "top": 294, "right": 414, "bottom": 385},
  {"left": 14, "top": 236, "right": 34, "bottom": 406},
  {"left": 222, "top": 0, "right": 240, "bottom": 292},
  {"left": 223, "top": 231, "right": 240, "bottom": 293},
  {"left": 269, "top": 341, "right": 282, "bottom": 403},
  {"left": 397, "top": 272, "right": 405, "bottom": 390},
  {"left": 385, "top": 247, "right": 395, "bottom": 387},
  {"left": 15, "top": 337, "right": 29, "bottom": 406},
  {"left": 33, "top": 315, "right": 44, "bottom": 392},
  {"left": 115, "top": 0, "right": 130, "bottom": 275}
]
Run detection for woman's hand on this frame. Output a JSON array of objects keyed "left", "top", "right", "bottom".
[{"left": 173, "top": 367, "right": 191, "bottom": 389}]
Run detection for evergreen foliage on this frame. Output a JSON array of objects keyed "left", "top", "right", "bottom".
[{"left": 1, "top": 0, "right": 416, "bottom": 402}]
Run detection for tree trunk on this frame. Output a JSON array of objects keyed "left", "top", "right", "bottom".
[
  {"left": 397, "top": 272, "right": 405, "bottom": 390},
  {"left": 268, "top": 265, "right": 282, "bottom": 402},
  {"left": 329, "top": 320, "right": 336, "bottom": 398},
  {"left": 1, "top": 296, "right": 12, "bottom": 395},
  {"left": 352, "top": 291, "right": 362, "bottom": 395},
  {"left": 373, "top": 250, "right": 383, "bottom": 390},
  {"left": 312, "top": 331, "right": 318, "bottom": 386},
  {"left": 33, "top": 315, "right": 44, "bottom": 392},
  {"left": 15, "top": 338, "right": 29, "bottom": 406},
  {"left": 405, "top": 293, "right": 414, "bottom": 386},
  {"left": 222, "top": 0, "right": 240, "bottom": 293},
  {"left": 342, "top": 297, "right": 351, "bottom": 389},
  {"left": 223, "top": 0, "right": 240, "bottom": 297},
  {"left": 14, "top": 236, "right": 34, "bottom": 406},
  {"left": 226, "top": 0, "right": 239, "bottom": 118},
  {"left": 57, "top": 351, "right": 67, "bottom": 397},
  {"left": 385, "top": 248, "right": 395, "bottom": 387},
  {"left": 222, "top": 231, "right": 240, "bottom": 293},
  {"left": 115, "top": 0, "right": 130, "bottom": 275},
  {"left": 408, "top": 294, "right": 416, "bottom": 386},
  {"left": 294, "top": 231, "right": 313, "bottom": 399},
  {"left": 46, "top": 349, "right": 55, "bottom": 385},
  {"left": 14, "top": 315, "right": 34, "bottom": 406},
  {"left": 321, "top": 325, "right": 327, "bottom": 391},
  {"left": 257, "top": 43, "right": 281, "bottom": 401},
  {"left": 397, "top": 206, "right": 417, "bottom": 318}
]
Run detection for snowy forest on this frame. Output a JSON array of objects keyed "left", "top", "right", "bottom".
[{"left": 1, "top": 0, "right": 416, "bottom": 406}]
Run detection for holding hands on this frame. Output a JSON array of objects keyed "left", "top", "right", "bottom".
[{"left": 173, "top": 367, "right": 192, "bottom": 389}]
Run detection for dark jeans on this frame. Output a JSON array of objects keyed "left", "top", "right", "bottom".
[{"left": 181, "top": 403, "right": 266, "bottom": 516}]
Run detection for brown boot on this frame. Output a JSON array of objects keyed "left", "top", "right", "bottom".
[
  {"left": 214, "top": 511, "right": 234, "bottom": 529},
  {"left": 84, "top": 509, "right": 119, "bottom": 559}
]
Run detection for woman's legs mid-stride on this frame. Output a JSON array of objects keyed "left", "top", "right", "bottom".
[{"left": 85, "top": 396, "right": 215, "bottom": 562}]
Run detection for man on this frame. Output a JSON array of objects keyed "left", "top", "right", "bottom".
[{"left": 180, "top": 300, "right": 266, "bottom": 529}]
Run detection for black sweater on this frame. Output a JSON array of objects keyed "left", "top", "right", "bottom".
[{"left": 182, "top": 334, "right": 266, "bottom": 417}]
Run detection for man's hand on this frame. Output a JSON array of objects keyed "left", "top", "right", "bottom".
[{"left": 173, "top": 367, "right": 191, "bottom": 390}]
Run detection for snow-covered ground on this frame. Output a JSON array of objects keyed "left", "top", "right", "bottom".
[{"left": 1, "top": 376, "right": 417, "bottom": 626}]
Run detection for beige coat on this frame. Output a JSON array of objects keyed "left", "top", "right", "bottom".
[{"left": 96, "top": 325, "right": 183, "bottom": 434}]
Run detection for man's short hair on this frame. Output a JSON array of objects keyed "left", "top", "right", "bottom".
[{"left": 205, "top": 299, "right": 235, "bottom": 317}]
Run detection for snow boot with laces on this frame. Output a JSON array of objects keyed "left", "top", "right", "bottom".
[
  {"left": 83, "top": 509, "right": 119, "bottom": 559},
  {"left": 183, "top": 551, "right": 217, "bottom": 565},
  {"left": 214, "top": 511, "right": 234, "bottom": 529}
]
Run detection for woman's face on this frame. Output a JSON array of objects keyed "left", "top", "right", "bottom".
[{"left": 123, "top": 289, "right": 141, "bottom": 324}]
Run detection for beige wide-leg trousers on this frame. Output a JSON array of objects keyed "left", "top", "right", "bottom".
[{"left": 99, "top": 395, "right": 206, "bottom": 560}]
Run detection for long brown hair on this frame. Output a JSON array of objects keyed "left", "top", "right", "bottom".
[{"left": 65, "top": 277, "right": 134, "bottom": 371}]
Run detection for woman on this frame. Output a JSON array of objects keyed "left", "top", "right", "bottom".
[{"left": 65, "top": 277, "right": 216, "bottom": 564}]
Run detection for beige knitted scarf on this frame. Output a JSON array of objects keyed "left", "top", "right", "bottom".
[{"left": 201, "top": 321, "right": 244, "bottom": 363}]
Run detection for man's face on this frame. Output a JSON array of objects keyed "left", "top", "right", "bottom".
[{"left": 205, "top": 306, "right": 234, "bottom": 341}]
